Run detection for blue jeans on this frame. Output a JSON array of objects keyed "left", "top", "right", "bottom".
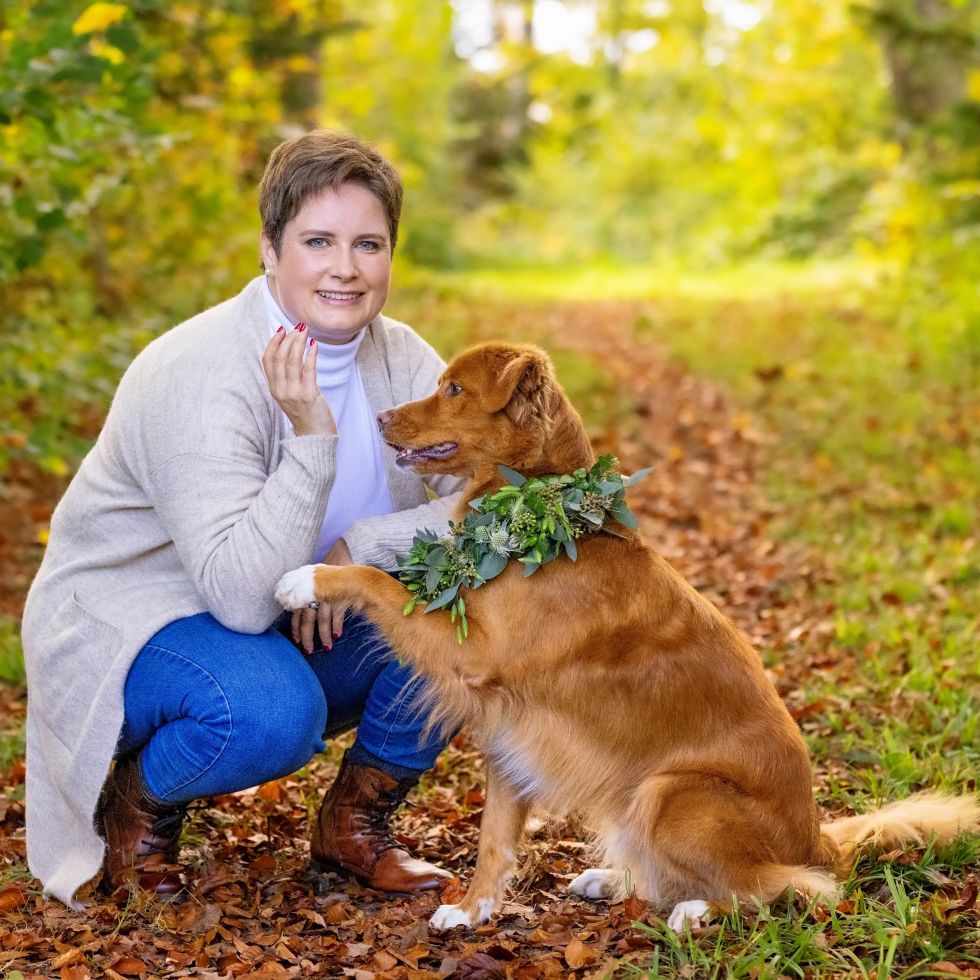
[{"left": 116, "top": 611, "right": 446, "bottom": 804}]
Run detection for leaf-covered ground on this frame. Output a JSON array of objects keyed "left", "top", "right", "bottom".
[{"left": 0, "top": 288, "right": 977, "bottom": 978}]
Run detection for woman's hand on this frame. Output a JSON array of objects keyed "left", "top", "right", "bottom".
[
  {"left": 262, "top": 324, "right": 337, "bottom": 437},
  {"left": 291, "top": 538, "right": 353, "bottom": 653}
]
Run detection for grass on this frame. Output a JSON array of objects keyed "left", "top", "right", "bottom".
[{"left": 0, "top": 617, "right": 26, "bottom": 686}]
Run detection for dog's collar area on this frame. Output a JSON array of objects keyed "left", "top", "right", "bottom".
[{"left": 397, "top": 455, "right": 651, "bottom": 642}]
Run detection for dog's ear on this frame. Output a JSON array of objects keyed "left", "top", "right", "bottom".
[{"left": 481, "top": 349, "right": 559, "bottom": 427}]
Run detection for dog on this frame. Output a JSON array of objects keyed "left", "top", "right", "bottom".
[{"left": 276, "top": 341, "right": 979, "bottom": 932}]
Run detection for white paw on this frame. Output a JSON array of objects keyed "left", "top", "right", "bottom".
[
  {"left": 667, "top": 899, "right": 710, "bottom": 932},
  {"left": 274, "top": 565, "right": 318, "bottom": 610},
  {"left": 429, "top": 898, "right": 495, "bottom": 930},
  {"left": 568, "top": 868, "right": 618, "bottom": 900},
  {"left": 429, "top": 903, "right": 476, "bottom": 930}
]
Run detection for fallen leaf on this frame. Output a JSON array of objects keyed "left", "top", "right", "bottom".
[
  {"left": 372, "top": 950, "right": 398, "bottom": 970},
  {"left": 52, "top": 949, "right": 86, "bottom": 969},
  {"left": 256, "top": 780, "right": 282, "bottom": 801},
  {"left": 0, "top": 887, "right": 27, "bottom": 912},
  {"left": 60, "top": 965, "right": 92, "bottom": 980},
  {"left": 623, "top": 894, "right": 648, "bottom": 920},
  {"left": 109, "top": 958, "right": 147, "bottom": 976},
  {"left": 563, "top": 937, "right": 597, "bottom": 969},
  {"left": 457, "top": 952, "right": 507, "bottom": 979}
]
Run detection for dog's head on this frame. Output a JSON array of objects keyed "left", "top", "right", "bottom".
[{"left": 379, "top": 342, "right": 592, "bottom": 479}]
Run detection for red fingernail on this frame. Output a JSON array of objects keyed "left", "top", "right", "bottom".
[
  {"left": 277, "top": 325, "right": 285, "bottom": 333},
  {"left": 333, "top": 631, "right": 340, "bottom": 639},
  {"left": 296, "top": 322, "right": 307, "bottom": 332},
  {"left": 304, "top": 645, "right": 312, "bottom": 655},
  {"left": 309, "top": 337, "right": 315, "bottom": 347},
  {"left": 325, "top": 642, "right": 332, "bottom": 651}
]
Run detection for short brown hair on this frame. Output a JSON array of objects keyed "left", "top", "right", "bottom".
[{"left": 259, "top": 130, "right": 403, "bottom": 254}]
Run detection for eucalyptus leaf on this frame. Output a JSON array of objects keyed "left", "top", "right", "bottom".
[
  {"left": 425, "top": 564, "right": 443, "bottom": 593},
  {"left": 625, "top": 466, "right": 656, "bottom": 486},
  {"left": 476, "top": 550, "right": 509, "bottom": 581},
  {"left": 498, "top": 464, "right": 527, "bottom": 487},
  {"left": 611, "top": 500, "right": 638, "bottom": 528},
  {"left": 425, "top": 586, "right": 460, "bottom": 612}
]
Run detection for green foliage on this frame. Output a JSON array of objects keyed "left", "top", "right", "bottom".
[
  {"left": 622, "top": 837, "right": 980, "bottom": 977},
  {"left": 397, "top": 456, "right": 648, "bottom": 642},
  {"left": 0, "top": 617, "right": 26, "bottom": 686}
]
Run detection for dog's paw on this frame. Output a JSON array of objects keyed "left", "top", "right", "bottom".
[
  {"left": 429, "top": 899, "right": 495, "bottom": 931},
  {"left": 568, "top": 868, "right": 619, "bottom": 900},
  {"left": 667, "top": 900, "right": 710, "bottom": 932},
  {"left": 274, "top": 565, "right": 318, "bottom": 610}
]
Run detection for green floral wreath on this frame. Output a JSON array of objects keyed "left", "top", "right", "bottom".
[{"left": 396, "top": 454, "right": 653, "bottom": 642}]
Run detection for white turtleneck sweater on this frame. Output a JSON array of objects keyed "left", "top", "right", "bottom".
[{"left": 262, "top": 277, "right": 395, "bottom": 560}]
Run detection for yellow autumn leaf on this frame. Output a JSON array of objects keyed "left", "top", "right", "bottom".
[
  {"left": 39, "top": 455, "right": 70, "bottom": 477},
  {"left": 36, "top": 526, "right": 50, "bottom": 546},
  {"left": 89, "top": 37, "right": 126, "bottom": 64},
  {"left": 71, "top": 2, "right": 128, "bottom": 35},
  {"left": 284, "top": 54, "right": 315, "bottom": 72}
]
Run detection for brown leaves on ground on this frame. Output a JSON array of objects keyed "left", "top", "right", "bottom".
[{"left": 0, "top": 300, "right": 973, "bottom": 977}]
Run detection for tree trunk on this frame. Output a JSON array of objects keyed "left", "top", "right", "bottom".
[{"left": 871, "top": 0, "right": 973, "bottom": 126}]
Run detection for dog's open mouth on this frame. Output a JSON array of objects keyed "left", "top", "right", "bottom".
[{"left": 389, "top": 441, "right": 459, "bottom": 467}]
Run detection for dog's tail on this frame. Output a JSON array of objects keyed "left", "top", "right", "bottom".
[
  {"left": 755, "top": 793, "right": 979, "bottom": 907},
  {"left": 819, "top": 792, "right": 980, "bottom": 874}
]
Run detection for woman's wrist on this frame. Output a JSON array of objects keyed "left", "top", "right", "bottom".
[{"left": 291, "top": 418, "right": 338, "bottom": 437}]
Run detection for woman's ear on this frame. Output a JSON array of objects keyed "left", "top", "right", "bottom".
[{"left": 259, "top": 232, "right": 278, "bottom": 275}]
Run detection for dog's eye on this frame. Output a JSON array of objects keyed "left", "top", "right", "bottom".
[{"left": 446, "top": 382, "right": 463, "bottom": 397}]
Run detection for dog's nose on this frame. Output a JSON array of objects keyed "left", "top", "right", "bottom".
[{"left": 376, "top": 409, "right": 394, "bottom": 432}]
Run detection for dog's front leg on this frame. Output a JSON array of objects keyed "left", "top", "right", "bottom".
[
  {"left": 276, "top": 563, "right": 497, "bottom": 669},
  {"left": 429, "top": 761, "right": 529, "bottom": 930},
  {"left": 276, "top": 562, "right": 414, "bottom": 626}
]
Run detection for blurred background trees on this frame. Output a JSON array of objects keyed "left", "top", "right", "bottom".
[{"left": 0, "top": 0, "right": 978, "bottom": 469}]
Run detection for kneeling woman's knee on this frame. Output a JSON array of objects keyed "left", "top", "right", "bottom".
[{"left": 243, "top": 664, "right": 328, "bottom": 777}]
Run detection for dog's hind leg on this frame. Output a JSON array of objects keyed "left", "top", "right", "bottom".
[
  {"left": 429, "top": 761, "right": 530, "bottom": 930},
  {"left": 635, "top": 774, "right": 837, "bottom": 930}
]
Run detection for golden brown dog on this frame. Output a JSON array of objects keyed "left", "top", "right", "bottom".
[{"left": 276, "top": 342, "right": 979, "bottom": 931}]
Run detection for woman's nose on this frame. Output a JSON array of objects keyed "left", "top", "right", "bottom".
[
  {"left": 377, "top": 409, "right": 394, "bottom": 432},
  {"left": 329, "top": 247, "right": 356, "bottom": 279}
]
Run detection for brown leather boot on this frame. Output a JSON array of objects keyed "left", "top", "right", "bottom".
[
  {"left": 96, "top": 754, "right": 186, "bottom": 898},
  {"left": 311, "top": 753, "right": 451, "bottom": 893}
]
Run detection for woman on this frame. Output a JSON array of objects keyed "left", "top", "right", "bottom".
[{"left": 21, "top": 130, "right": 464, "bottom": 908}]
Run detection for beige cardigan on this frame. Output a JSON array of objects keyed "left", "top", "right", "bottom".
[{"left": 21, "top": 276, "right": 463, "bottom": 907}]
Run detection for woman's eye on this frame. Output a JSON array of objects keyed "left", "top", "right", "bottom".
[
  {"left": 446, "top": 382, "right": 463, "bottom": 396},
  {"left": 356, "top": 240, "right": 380, "bottom": 252},
  {"left": 306, "top": 237, "right": 327, "bottom": 248}
]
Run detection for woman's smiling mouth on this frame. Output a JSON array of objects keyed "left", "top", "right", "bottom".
[{"left": 316, "top": 290, "right": 363, "bottom": 304}]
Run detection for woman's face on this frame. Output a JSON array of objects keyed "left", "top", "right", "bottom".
[{"left": 260, "top": 183, "right": 392, "bottom": 345}]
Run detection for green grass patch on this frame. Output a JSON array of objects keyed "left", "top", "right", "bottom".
[{"left": 0, "top": 616, "right": 26, "bottom": 686}]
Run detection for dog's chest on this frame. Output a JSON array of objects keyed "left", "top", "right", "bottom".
[{"left": 485, "top": 730, "right": 559, "bottom": 806}]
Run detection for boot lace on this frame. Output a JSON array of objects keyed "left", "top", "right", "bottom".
[
  {"left": 141, "top": 801, "right": 204, "bottom": 855},
  {"left": 366, "top": 782, "right": 415, "bottom": 854}
]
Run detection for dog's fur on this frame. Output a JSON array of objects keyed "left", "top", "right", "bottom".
[{"left": 276, "top": 342, "right": 979, "bottom": 931}]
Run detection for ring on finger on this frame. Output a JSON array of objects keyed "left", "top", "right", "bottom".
[{"left": 307, "top": 601, "right": 320, "bottom": 610}]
